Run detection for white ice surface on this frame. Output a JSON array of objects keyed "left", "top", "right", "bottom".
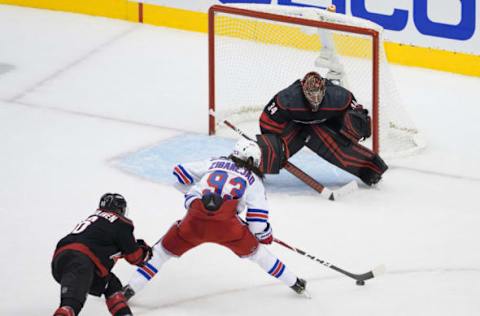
[{"left": 1, "top": 5, "right": 480, "bottom": 316}]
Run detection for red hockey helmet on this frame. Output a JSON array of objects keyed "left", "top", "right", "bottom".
[{"left": 301, "top": 71, "right": 326, "bottom": 111}]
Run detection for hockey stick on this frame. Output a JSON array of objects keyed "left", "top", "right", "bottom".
[
  {"left": 219, "top": 117, "right": 357, "bottom": 200},
  {"left": 274, "top": 238, "right": 385, "bottom": 286}
]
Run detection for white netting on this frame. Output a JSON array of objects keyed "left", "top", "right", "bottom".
[{"left": 210, "top": 4, "right": 425, "bottom": 158}]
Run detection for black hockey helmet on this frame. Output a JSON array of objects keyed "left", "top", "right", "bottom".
[
  {"left": 301, "top": 71, "right": 326, "bottom": 111},
  {"left": 99, "top": 193, "right": 127, "bottom": 216}
]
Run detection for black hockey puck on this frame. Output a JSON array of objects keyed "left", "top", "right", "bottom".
[{"left": 356, "top": 280, "right": 365, "bottom": 286}]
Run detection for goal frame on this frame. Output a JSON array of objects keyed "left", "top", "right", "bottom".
[{"left": 208, "top": 4, "right": 381, "bottom": 153}]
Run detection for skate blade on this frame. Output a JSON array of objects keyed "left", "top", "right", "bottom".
[{"left": 300, "top": 289, "right": 312, "bottom": 299}]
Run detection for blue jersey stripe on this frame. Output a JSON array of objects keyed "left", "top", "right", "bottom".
[
  {"left": 184, "top": 194, "right": 197, "bottom": 209},
  {"left": 145, "top": 262, "right": 158, "bottom": 273},
  {"left": 178, "top": 165, "right": 194, "bottom": 183},
  {"left": 173, "top": 172, "right": 186, "bottom": 184},
  {"left": 137, "top": 268, "right": 151, "bottom": 280},
  {"left": 276, "top": 264, "right": 286, "bottom": 278},
  {"left": 246, "top": 218, "right": 267, "bottom": 222},
  {"left": 247, "top": 208, "right": 269, "bottom": 214},
  {"left": 268, "top": 259, "right": 280, "bottom": 274}
]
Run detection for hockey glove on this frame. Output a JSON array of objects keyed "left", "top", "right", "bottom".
[
  {"left": 136, "top": 239, "right": 153, "bottom": 263},
  {"left": 340, "top": 105, "right": 371, "bottom": 143},
  {"left": 255, "top": 223, "right": 273, "bottom": 245}
]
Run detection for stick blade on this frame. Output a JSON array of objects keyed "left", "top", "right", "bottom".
[
  {"left": 320, "top": 187, "right": 335, "bottom": 200},
  {"left": 331, "top": 180, "right": 358, "bottom": 200},
  {"left": 301, "top": 289, "right": 312, "bottom": 299},
  {"left": 372, "top": 264, "right": 386, "bottom": 277}
]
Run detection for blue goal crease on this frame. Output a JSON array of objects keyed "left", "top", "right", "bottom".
[{"left": 111, "top": 133, "right": 356, "bottom": 194}]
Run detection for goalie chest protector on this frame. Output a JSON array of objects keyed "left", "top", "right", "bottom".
[{"left": 276, "top": 80, "right": 353, "bottom": 123}]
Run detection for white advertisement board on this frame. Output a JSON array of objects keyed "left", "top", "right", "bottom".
[{"left": 140, "top": 0, "right": 479, "bottom": 55}]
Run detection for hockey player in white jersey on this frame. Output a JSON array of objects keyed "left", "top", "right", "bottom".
[{"left": 122, "top": 139, "right": 307, "bottom": 300}]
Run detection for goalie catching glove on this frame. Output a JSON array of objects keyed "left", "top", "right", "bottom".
[
  {"left": 340, "top": 104, "right": 372, "bottom": 143},
  {"left": 255, "top": 222, "right": 273, "bottom": 245}
]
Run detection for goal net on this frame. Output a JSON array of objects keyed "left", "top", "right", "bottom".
[{"left": 208, "top": 4, "right": 425, "bottom": 158}]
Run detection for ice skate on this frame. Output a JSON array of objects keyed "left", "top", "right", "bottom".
[{"left": 290, "top": 278, "right": 311, "bottom": 298}]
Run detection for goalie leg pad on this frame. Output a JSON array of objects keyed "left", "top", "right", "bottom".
[
  {"left": 280, "top": 123, "right": 309, "bottom": 159},
  {"left": 260, "top": 122, "right": 308, "bottom": 160},
  {"left": 306, "top": 125, "right": 388, "bottom": 185},
  {"left": 256, "top": 134, "right": 286, "bottom": 174}
]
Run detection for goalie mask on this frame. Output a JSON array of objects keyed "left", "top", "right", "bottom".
[
  {"left": 301, "top": 71, "right": 326, "bottom": 112},
  {"left": 99, "top": 193, "right": 128, "bottom": 216},
  {"left": 232, "top": 139, "right": 262, "bottom": 168}
]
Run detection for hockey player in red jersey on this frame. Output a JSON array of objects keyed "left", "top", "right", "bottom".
[
  {"left": 259, "top": 71, "right": 388, "bottom": 185},
  {"left": 51, "top": 193, "right": 153, "bottom": 316},
  {"left": 121, "top": 139, "right": 307, "bottom": 300}
]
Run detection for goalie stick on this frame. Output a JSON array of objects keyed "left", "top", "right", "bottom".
[
  {"left": 274, "top": 238, "right": 386, "bottom": 286},
  {"left": 215, "top": 114, "right": 358, "bottom": 200}
]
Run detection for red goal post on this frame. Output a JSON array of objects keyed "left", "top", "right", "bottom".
[{"left": 208, "top": 4, "right": 423, "bottom": 157}]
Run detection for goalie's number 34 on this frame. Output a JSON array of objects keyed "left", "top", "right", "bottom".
[{"left": 267, "top": 102, "right": 278, "bottom": 115}]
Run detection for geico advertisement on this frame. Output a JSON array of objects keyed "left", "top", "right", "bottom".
[{"left": 139, "top": 0, "right": 479, "bottom": 55}]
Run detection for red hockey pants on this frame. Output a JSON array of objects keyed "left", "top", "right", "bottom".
[{"left": 161, "top": 199, "right": 259, "bottom": 257}]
